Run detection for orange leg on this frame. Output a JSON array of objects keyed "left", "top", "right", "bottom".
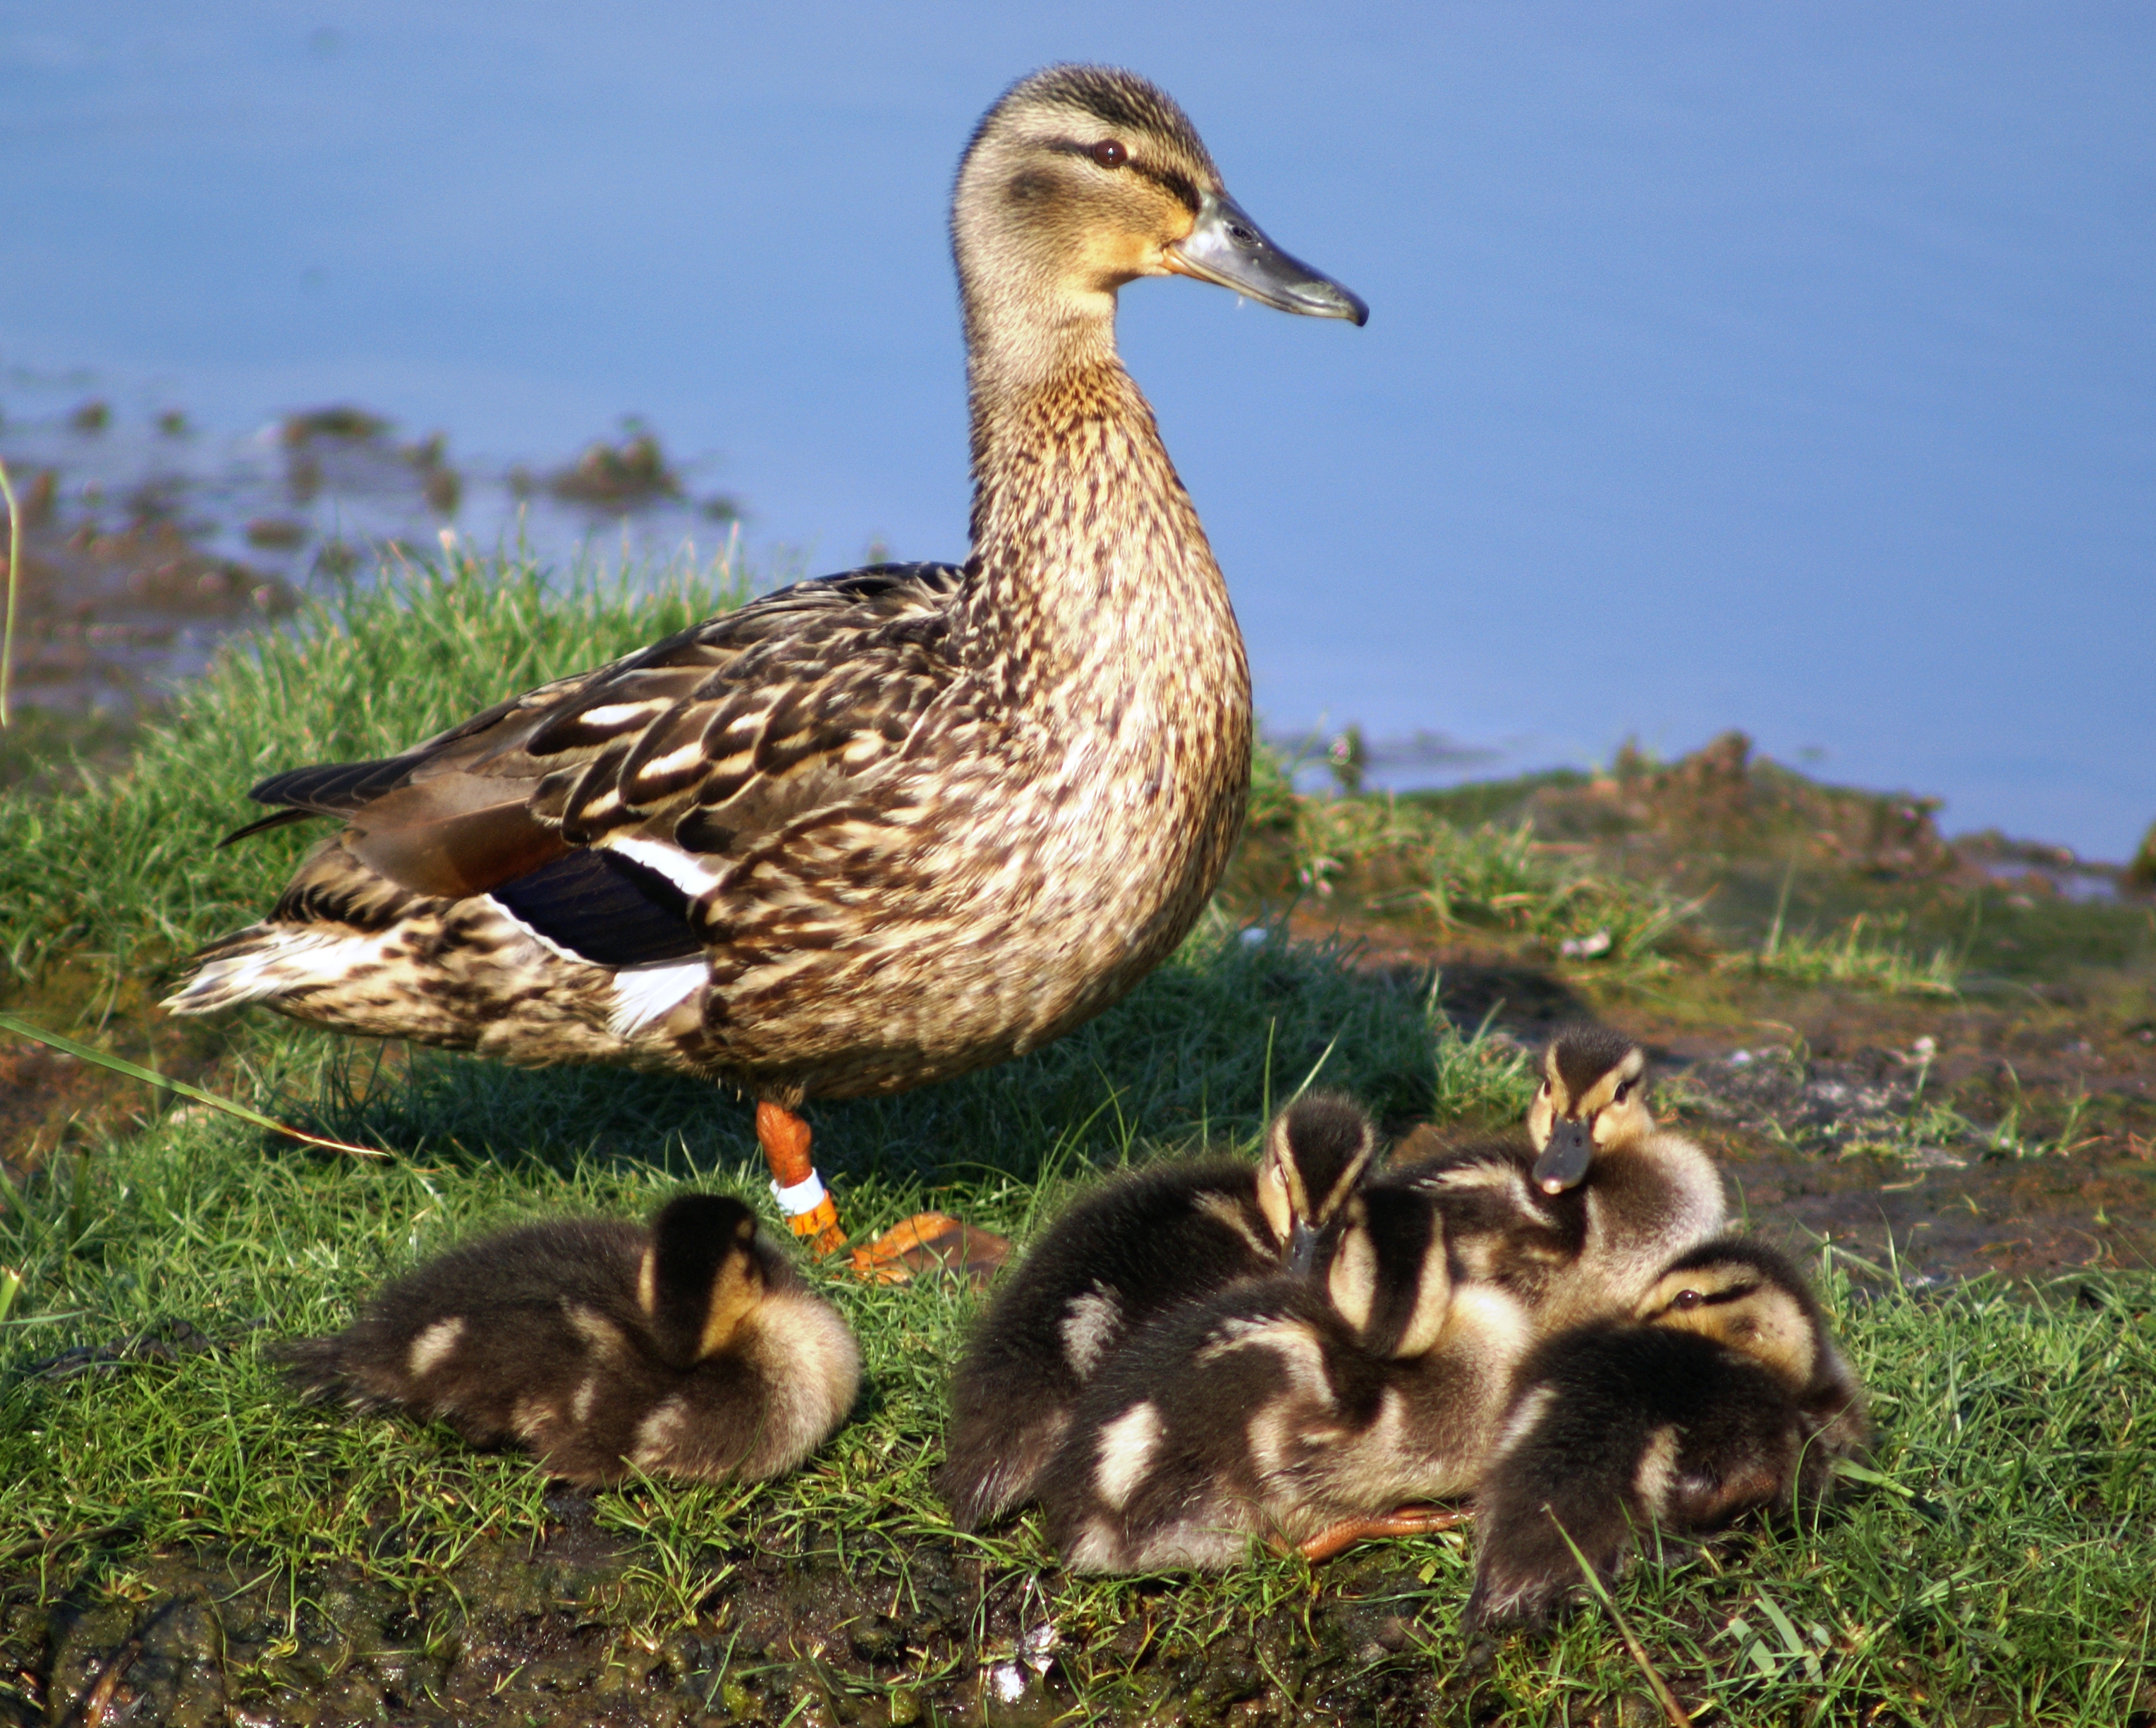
[
  {"left": 1296, "top": 1504, "right": 1472, "bottom": 1564},
  {"left": 757, "top": 1100, "right": 848, "bottom": 1257},
  {"left": 754, "top": 1099, "right": 1011, "bottom": 1285}
]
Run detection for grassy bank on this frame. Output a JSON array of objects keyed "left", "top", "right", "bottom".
[
  {"left": 3, "top": 554, "right": 2153, "bottom": 1725},
  {"left": 3, "top": 1049, "right": 2148, "bottom": 1726}
]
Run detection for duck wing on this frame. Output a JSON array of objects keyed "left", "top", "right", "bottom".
[{"left": 238, "top": 563, "right": 970, "bottom": 964}]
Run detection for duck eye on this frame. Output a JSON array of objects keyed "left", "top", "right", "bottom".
[
  {"left": 1090, "top": 138, "right": 1128, "bottom": 169},
  {"left": 1614, "top": 1080, "right": 1633, "bottom": 1103},
  {"left": 1673, "top": 1289, "right": 1703, "bottom": 1310}
]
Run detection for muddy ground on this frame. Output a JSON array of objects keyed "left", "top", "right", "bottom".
[
  {"left": 1351, "top": 932, "right": 2156, "bottom": 1287},
  {"left": 10, "top": 1509, "right": 1487, "bottom": 1728},
  {"left": 0, "top": 403, "right": 729, "bottom": 772}
]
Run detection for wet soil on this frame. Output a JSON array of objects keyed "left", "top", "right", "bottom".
[
  {"left": 1241, "top": 726, "right": 2156, "bottom": 1286},
  {"left": 1298, "top": 908, "right": 2156, "bottom": 1286},
  {"left": 4, "top": 1505, "right": 1466, "bottom": 1727}
]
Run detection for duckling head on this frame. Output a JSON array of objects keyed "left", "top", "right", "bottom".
[
  {"left": 1525, "top": 1026, "right": 1654, "bottom": 1196},
  {"left": 953, "top": 65, "right": 1365, "bottom": 396},
  {"left": 1255, "top": 1090, "right": 1380, "bottom": 1274},
  {"left": 638, "top": 1194, "right": 771, "bottom": 1368},
  {"left": 1636, "top": 1241, "right": 1820, "bottom": 1391}
]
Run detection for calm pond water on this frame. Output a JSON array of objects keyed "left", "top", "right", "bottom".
[{"left": 4, "top": 2, "right": 2151, "bottom": 855}]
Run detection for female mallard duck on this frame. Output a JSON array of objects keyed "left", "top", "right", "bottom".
[
  {"left": 1464, "top": 1235, "right": 1869, "bottom": 1631},
  {"left": 279, "top": 1193, "right": 861, "bottom": 1485},
  {"left": 1038, "top": 1182, "right": 1529, "bottom": 1571},
  {"left": 1384, "top": 1027, "right": 1725, "bottom": 1330},
  {"left": 939, "top": 1090, "right": 1380, "bottom": 1528},
  {"left": 161, "top": 66, "right": 1365, "bottom": 1270}
]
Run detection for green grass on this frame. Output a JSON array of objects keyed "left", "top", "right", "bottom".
[
  {"left": 4, "top": 1097, "right": 2150, "bottom": 1724},
  {"left": 3, "top": 552, "right": 2152, "bottom": 1725},
  {"left": 1240, "top": 769, "right": 1692, "bottom": 968},
  {"left": 1725, "top": 908, "right": 1965, "bottom": 998},
  {"left": 1418, "top": 818, "right": 1692, "bottom": 963}
]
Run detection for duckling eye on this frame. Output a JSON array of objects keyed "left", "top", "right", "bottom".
[
  {"left": 1090, "top": 138, "right": 1128, "bottom": 169},
  {"left": 1672, "top": 1288, "right": 1703, "bottom": 1310},
  {"left": 1614, "top": 1080, "right": 1633, "bottom": 1104}
]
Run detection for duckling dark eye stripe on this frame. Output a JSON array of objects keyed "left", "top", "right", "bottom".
[{"left": 1691, "top": 1285, "right": 1753, "bottom": 1309}]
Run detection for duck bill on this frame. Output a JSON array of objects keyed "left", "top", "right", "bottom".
[
  {"left": 1164, "top": 190, "right": 1368, "bottom": 325},
  {"left": 1533, "top": 1121, "right": 1594, "bottom": 1195}
]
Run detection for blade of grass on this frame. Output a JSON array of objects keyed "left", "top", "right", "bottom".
[
  {"left": 0, "top": 1011, "right": 387, "bottom": 1159},
  {"left": 1765, "top": 856, "right": 1797, "bottom": 961},
  {"left": 1281, "top": 1033, "right": 1342, "bottom": 1109},
  {"left": 1545, "top": 1509, "right": 1695, "bottom": 1728},
  {"left": 1832, "top": 1459, "right": 1917, "bottom": 1500},
  {"left": 0, "top": 456, "right": 20, "bottom": 727}
]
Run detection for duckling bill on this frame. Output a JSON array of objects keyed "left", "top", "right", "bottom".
[
  {"left": 1530, "top": 1025, "right": 1648, "bottom": 1194},
  {"left": 279, "top": 1194, "right": 860, "bottom": 1485},
  {"left": 1383, "top": 1026, "right": 1726, "bottom": 1331}
]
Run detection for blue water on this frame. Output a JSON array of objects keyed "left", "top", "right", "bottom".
[{"left": 4, "top": 2, "right": 2151, "bottom": 855}]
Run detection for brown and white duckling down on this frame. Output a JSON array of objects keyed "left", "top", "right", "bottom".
[
  {"left": 1038, "top": 1184, "right": 1530, "bottom": 1571},
  {"left": 1387, "top": 1026, "right": 1726, "bottom": 1330},
  {"left": 1466, "top": 1235, "right": 1870, "bottom": 1631},
  {"left": 939, "top": 1093, "right": 1380, "bottom": 1528},
  {"left": 279, "top": 1194, "right": 859, "bottom": 1485}
]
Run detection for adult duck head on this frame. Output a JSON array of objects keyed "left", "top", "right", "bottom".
[{"left": 953, "top": 66, "right": 1365, "bottom": 406}]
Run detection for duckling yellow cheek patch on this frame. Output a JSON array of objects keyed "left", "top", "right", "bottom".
[{"left": 696, "top": 1260, "right": 760, "bottom": 1360}]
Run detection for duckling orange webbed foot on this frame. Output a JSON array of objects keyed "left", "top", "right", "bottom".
[{"left": 1295, "top": 1504, "right": 1472, "bottom": 1564}]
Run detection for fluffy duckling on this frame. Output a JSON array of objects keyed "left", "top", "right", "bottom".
[
  {"left": 279, "top": 1194, "right": 860, "bottom": 1485},
  {"left": 1387, "top": 1026, "right": 1725, "bottom": 1330},
  {"left": 1465, "top": 1236, "right": 1869, "bottom": 1631},
  {"left": 1039, "top": 1185, "right": 1530, "bottom": 1571},
  {"left": 939, "top": 1092, "right": 1380, "bottom": 1528}
]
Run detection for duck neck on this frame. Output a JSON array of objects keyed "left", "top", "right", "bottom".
[
  {"left": 960, "top": 296, "right": 1246, "bottom": 703},
  {"left": 960, "top": 272, "right": 1122, "bottom": 427}
]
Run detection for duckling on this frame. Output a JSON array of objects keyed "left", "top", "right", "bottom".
[
  {"left": 1384, "top": 1026, "right": 1725, "bottom": 1330},
  {"left": 939, "top": 1091, "right": 1379, "bottom": 1529},
  {"left": 1464, "top": 1236, "right": 1869, "bottom": 1631},
  {"left": 279, "top": 1193, "right": 860, "bottom": 1485},
  {"left": 162, "top": 66, "right": 1365, "bottom": 1275},
  {"left": 1038, "top": 1184, "right": 1530, "bottom": 1571}
]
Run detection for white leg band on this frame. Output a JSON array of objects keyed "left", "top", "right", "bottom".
[{"left": 771, "top": 1170, "right": 828, "bottom": 1216}]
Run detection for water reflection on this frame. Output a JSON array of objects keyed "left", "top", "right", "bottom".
[{"left": 0, "top": 372, "right": 746, "bottom": 714}]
